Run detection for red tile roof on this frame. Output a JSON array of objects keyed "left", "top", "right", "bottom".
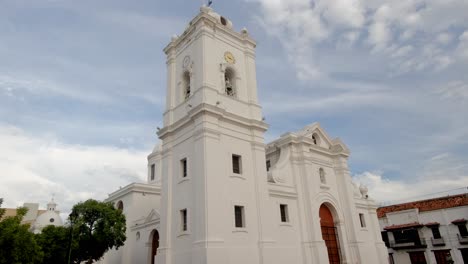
[
  {"left": 424, "top": 222, "right": 440, "bottom": 226},
  {"left": 384, "top": 222, "right": 423, "bottom": 230},
  {"left": 377, "top": 193, "right": 468, "bottom": 218}
]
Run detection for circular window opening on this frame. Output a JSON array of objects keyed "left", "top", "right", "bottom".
[
  {"left": 49, "top": 218, "right": 55, "bottom": 223},
  {"left": 220, "top": 16, "right": 227, "bottom": 26}
]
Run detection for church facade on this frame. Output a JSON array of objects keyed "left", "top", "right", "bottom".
[{"left": 100, "top": 7, "right": 387, "bottom": 264}]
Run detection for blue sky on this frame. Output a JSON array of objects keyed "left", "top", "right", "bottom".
[{"left": 1, "top": 0, "right": 467, "bottom": 214}]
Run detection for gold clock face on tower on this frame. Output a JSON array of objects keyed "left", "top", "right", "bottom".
[{"left": 224, "top": 51, "right": 235, "bottom": 64}]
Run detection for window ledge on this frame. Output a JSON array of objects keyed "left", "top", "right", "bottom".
[
  {"left": 232, "top": 228, "right": 248, "bottom": 233},
  {"left": 320, "top": 184, "right": 330, "bottom": 190},
  {"left": 177, "top": 231, "right": 191, "bottom": 237},
  {"left": 280, "top": 222, "right": 292, "bottom": 227},
  {"left": 178, "top": 177, "right": 191, "bottom": 184},
  {"left": 230, "top": 174, "right": 246, "bottom": 180}
]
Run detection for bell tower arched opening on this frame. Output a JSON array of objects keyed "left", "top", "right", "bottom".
[
  {"left": 319, "top": 204, "right": 341, "bottom": 264},
  {"left": 182, "top": 71, "right": 191, "bottom": 100},
  {"left": 224, "top": 67, "right": 236, "bottom": 97}
]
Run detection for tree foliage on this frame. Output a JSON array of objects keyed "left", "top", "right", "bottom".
[
  {"left": 36, "top": 225, "right": 71, "bottom": 264},
  {"left": 0, "top": 206, "right": 43, "bottom": 264},
  {"left": 69, "top": 199, "right": 126, "bottom": 264}
]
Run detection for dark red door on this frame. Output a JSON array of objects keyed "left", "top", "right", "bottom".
[{"left": 320, "top": 204, "right": 341, "bottom": 264}]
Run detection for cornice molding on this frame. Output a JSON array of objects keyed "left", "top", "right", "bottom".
[{"left": 106, "top": 183, "right": 161, "bottom": 201}]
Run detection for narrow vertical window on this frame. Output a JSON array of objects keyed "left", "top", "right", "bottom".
[
  {"left": 266, "top": 160, "right": 271, "bottom": 171},
  {"left": 319, "top": 168, "right": 326, "bottom": 184},
  {"left": 458, "top": 224, "right": 468, "bottom": 237},
  {"left": 180, "top": 209, "right": 187, "bottom": 231},
  {"left": 234, "top": 205, "right": 245, "bottom": 228},
  {"left": 181, "top": 158, "right": 187, "bottom": 178},
  {"left": 359, "top": 213, "right": 366, "bottom": 228},
  {"left": 150, "top": 164, "right": 155, "bottom": 180},
  {"left": 280, "top": 204, "right": 289, "bottom": 223},
  {"left": 183, "top": 71, "right": 190, "bottom": 99},
  {"left": 431, "top": 226, "right": 441, "bottom": 239},
  {"left": 232, "top": 154, "right": 242, "bottom": 174}
]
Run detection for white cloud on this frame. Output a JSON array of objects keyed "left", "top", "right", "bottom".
[
  {"left": 0, "top": 124, "right": 149, "bottom": 215},
  {"left": 353, "top": 171, "right": 468, "bottom": 205},
  {"left": 436, "top": 32, "right": 453, "bottom": 45},
  {"left": 248, "top": 0, "right": 468, "bottom": 78}
]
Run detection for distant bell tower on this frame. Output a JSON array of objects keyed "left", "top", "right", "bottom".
[{"left": 156, "top": 6, "right": 270, "bottom": 264}]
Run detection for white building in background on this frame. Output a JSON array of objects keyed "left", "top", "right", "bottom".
[
  {"left": 1, "top": 198, "right": 63, "bottom": 233},
  {"left": 378, "top": 194, "right": 468, "bottom": 264},
  {"left": 101, "top": 6, "right": 387, "bottom": 264}
]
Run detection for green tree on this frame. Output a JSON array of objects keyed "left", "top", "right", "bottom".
[
  {"left": 69, "top": 199, "right": 126, "bottom": 264},
  {"left": 36, "top": 225, "right": 71, "bottom": 264},
  {"left": 0, "top": 207, "right": 43, "bottom": 264}
]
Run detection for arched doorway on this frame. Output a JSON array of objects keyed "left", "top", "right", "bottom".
[
  {"left": 149, "top": 229, "right": 159, "bottom": 264},
  {"left": 319, "top": 204, "right": 341, "bottom": 264}
]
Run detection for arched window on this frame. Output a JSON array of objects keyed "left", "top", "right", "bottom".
[
  {"left": 224, "top": 68, "right": 236, "bottom": 97},
  {"left": 312, "top": 133, "right": 319, "bottom": 145},
  {"left": 149, "top": 229, "right": 159, "bottom": 264},
  {"left": 183, "top": 71, "right": 190, "bottom": 99},
  {"left": 319, "top": 168, "right": 326, "bottom": 184},
  {"left": 116, "top": 200, "right": 123, "bottom": 211}
]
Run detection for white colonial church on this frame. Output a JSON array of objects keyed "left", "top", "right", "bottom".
[{"left": 100, "top": 6, "right": 388, "bottom": 264}]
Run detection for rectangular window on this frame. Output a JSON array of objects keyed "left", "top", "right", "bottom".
[
  {"left": 359, "top": 213, "right": 366, "bottom": 228},
  {"left": 180, "top": 209, "right": 187, "bottom": 231},
  {"left": 266, "top": 160, "right": 271, "bottom": 171},
  {"left": 232, "top": 154, "right": 242, "bottom": 174},
  {"left": 181, "top": 158, "right": 187, "bottom": 178},
  {"left": 458, "top": 224, "right": 468, "bottom": 237},
  {"left": 234, "top": 205, "right": 245, "bottom": 228},
  {"left": 150, "top": 164, "right": 155, "bottom": 180},
  {"left": 431, "top": 226, "right": 441, "bottom": 239},
  {"left": 280, "top": 204, "right": 289, "bottom": 223}
]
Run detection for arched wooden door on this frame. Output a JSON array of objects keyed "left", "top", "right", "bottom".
[
  {"left": 150, "top": 230, "right": 159, "bottom": 264},
  {"left": 320, "top": 204, "right": 341, "bottom": 264}
]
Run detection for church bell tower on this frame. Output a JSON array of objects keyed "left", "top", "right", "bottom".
[{"left": 156, "top": 6, "right": 271, "bottom": 264}]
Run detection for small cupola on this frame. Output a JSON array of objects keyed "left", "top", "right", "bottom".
[{"left": 47, "top": 198, "right": 57, "bottom": 211}]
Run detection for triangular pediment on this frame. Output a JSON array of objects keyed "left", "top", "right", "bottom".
[
  {"left": 296, "top": 123, "right": 349, "bottom": 154},
  {"left": 132, "top": 208, "right": 161, "bottom": 227},
  {"left": 297, "top": 123, "right": 332, "bottom": 147},
  {"left": 145, "top": 209, "right": 161, "bottom": 223}
]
